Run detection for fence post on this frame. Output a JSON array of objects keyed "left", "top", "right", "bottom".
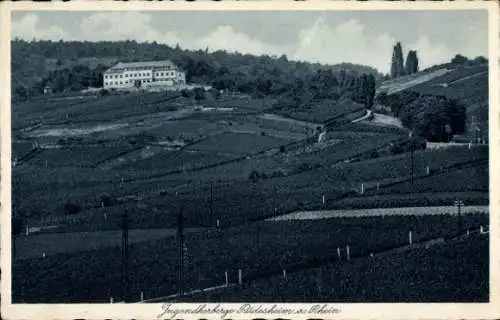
[
  {"left": 225, "top": 271, "right": 229, "bottom": 287},
  {"left": 238, "top": 269, "right": 242, "bottom": 285},
  {"left": 480, "top": 225, "right": 484, "bottom": 234},
  {"left": 217, "top": 219, "right": 220, "bottom": 228},
  {"left": 25, "top": 225, "right": 29, "bottom": 237},
  {"left": 377, "top": 183, "right": 380, "bottom": 192},
  {"left": 322, "top": 195, "right": 325, "bottom": 206},
  {"left": 110, "top": 297, "right": 113, "bottom": 304},
  {"left": 282, "top": 269, "right": 287, "bottom": 280},
  {"left": 360, "top": 184, "right": 364, "bottom": 194},
  {"left": 337, "top": 247, "right": 341, "bottom": 260},
  {"left": 140, "top": 291, "right": 144, "bottom": 302},
  {"left": 409, "top": 230, "right": 413, "bottom": 245},
  {"left": 426, "top": 166, "right": 430, "bottom": 175},
  {"left": 346, "top": 245, "right": 350, "bottom": 261},
  {"left": 467, "top": 229, "right": 470, "bottom": 236}
]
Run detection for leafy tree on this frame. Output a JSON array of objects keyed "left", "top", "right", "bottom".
[
  {"left": 473, "top": 56, "right": 488, "bottom": 65},
  {"left": 193, "top": 87, "right": 205, "bottom": 100},
  {"left": 451, "top": 54, "right": 469, "bottom": 65}
]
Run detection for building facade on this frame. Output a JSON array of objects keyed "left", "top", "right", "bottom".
[{"left": 103, "top": 60, "right": 186, "bottom": 90}]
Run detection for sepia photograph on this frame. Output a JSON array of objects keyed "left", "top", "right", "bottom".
[{"left": 0, "top": 1, "right": 498, "bottom": 319}]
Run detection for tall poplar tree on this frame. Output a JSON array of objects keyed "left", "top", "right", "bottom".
[
  {"left": 390, "top": 42, "right": 405, "bottom": 78},
  {"left": 405, "top": 50, "right": 419, "bottom": 74}
]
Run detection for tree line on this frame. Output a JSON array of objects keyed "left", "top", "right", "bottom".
[
  {"left": 376, "top": 90, "right": 466, "bottom": 142},
  {"left": 11, "top": 39, "right": 381, "bottom": 110}
]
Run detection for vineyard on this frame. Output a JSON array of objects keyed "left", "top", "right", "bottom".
[
  {"left": 12, "top": 213, "right": 489, "bottom": 303},
  {"left": 11, "top": 86, "right": 490, "bottom": 304},
  {"left": 178, "top": 232, "right": 488, "bottom": 302}
]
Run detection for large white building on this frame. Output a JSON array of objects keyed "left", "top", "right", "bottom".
[{"left": 103, "top": 60, "right": 186, "bottom": 90}]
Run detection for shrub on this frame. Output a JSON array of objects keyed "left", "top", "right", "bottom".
[
  {"left": 248, "top": 170, "right": 260, "bottom": 182},
  {"left": 12, "top": 217, "right": 25, "bottom": 236},
  {"left": 194, "top": 88, "right": 205, "bottom": 100},
  {"left": 369, "top": 150, "right": 380, "bottom": 159},
  {"left": 99, "top": 193, "right": 113, "bottom": 207},
  {"left": 64, "top": 202, "right": 81, "bottom": 215},
  {"left": 181, "top": 89, "right": 193, "bottom": 98},
  {"left": 390, "top": 143, "right": 404, "bottom": 155},
  {"left": 279, "top": 145, "right": 286, "bottom": 153}
]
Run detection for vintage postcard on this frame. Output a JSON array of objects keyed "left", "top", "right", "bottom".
[{"left": 0, "top": 1, "right": 499, "bottom": 319}]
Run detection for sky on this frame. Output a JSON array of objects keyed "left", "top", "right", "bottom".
[{"left": 11, "top": 10, "right": 489, "bottom": 74}]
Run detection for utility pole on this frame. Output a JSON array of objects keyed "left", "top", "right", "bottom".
[
  {"left": 454, "top": 199, "right": 464, "bottom": 235},
  {"left": 210, "top": 182, "right": 214, "bottom": 223},
  {"left": 408, "top": 130, "right": 415, "bottom": 185},
  {"left": 177, "top": 207, "right": 185, "bottom": 297},
  {"left": 305, "top": 122, "right": 309, "bottom": 152},
  {"left": 120, "top": 210, "right": 130, "bottom": 302}
]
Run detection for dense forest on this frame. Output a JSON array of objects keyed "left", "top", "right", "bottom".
[{"left": 11, "top": 39, "right": 380, "bottom": 106}]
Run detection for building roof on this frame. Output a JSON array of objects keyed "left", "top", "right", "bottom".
[{"left": 106, "top": 60, "right": 179, "bottom": 72}]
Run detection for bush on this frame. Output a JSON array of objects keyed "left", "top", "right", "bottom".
[
  {"left": 369, "top": 150, "right": 380, "bottom": 159},
  {"left": 193, "top": 88, "right": 205, "bottom": 100},
  {"left": 12, "top": 217, "right": 25, "bottom": 236},
  {"left": 279, "top": 145, "right": 286, "bottom": 153},
  {"left": 390, "top": 143, "right": 404, "bottom": 155},
  {"left": 64, "top": 202, "right": 80, "bottom": 215},
  {"left": 99, "top": 193, "right": 113, "bottom": 207},
  {"left": 181, "top": 89, "right": 193, "bottom": 98},
  {"left": 248, "top": 170, "right": 260, "bottom": 182}
]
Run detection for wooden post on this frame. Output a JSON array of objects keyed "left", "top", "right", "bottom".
[
  {"left": 110, "top": 297, "right": 113, "bottom": 304},
  {"left": 360, "top": 184, "right": 364, "bottom": 194},
  {"left": 225, "top": 271, "right": 229, "bottom": 286},
  {"left": 282, "top": 269, "right": 287, "bottom": 280},
  {"left": 140, "top": 291, "right": 144, "bottom": 302},
  {"left": 217, "top": 219, "right": 220, "bottom": 228},
  {"left": 377, "top": 183, "right": 380, "bottom": 192},
  {"left": 238, "top": 269, "right": 242, "bottom": 285},
  {"left": 346, "top": 245, "right": 350, "bottom": 261},
  {"left": 467, "top": 229, "right": 470, "bottom": 236},
  {"left": 322, "top": 195, "right": 325, "bottom": 206},
  {"left": 426, "top": 166, "right": 430, "bottom": 175},
  {"left": 25, "top": 225, "right": 29, "bottom": 237},
  {"left": 337, "top": 247, "right": 341, "bottom": 260},
  {"left": 480, "top": 226, "right": 484, "bottom": 234},
  {"left": 409, "top": 231, "right": 413, "bottom": 245}
]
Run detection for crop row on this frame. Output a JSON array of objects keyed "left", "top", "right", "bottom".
[
  {"left": 12, "top": 213, "right": 488, "bottom": 303},
  {"left": 178, "top": 233, "right": 488, "bottom": 302},
  {"left": 275, "top": 99, "right": 365, "bottom": 124},
  {"left": 368, "top": 161, "right": 488, "bottom": 195}
]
